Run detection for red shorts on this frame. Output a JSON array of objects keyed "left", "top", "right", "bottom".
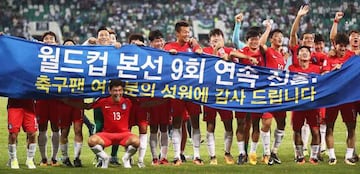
[
  {"left": 170, "top": 99, "right": 201, "bottom": 117},
  {"left": 96, "top": 132, "right": 135, "bottom": 147},
  {"left": 129, "top": 102, "right": 149, "bottom": 127},
  {"left": 57, "top": 99, "right": 84, "bottom": 128},
  {"left": 292, "top": 109, "right": 320, "bottom": 131},
  {"left": 326, "top": 103, "right": 356, "bottom": 123},
  {"left": 319, "top": 108, "right": 326, "bottom": 124},
  {"left": 203, "top": 106, "right": 233, "bottom": 121},
  {"left": 263, "top": 111, "right": 287, "bottom": 119},
  {"left": 235, "top": 112, "right": 262, "bottom": 119},
  {"left": 35, "top": 99, "right": 60, "bottom": 125},
  {"left": 354, "top": 101, "right": 360, "bottom": 115},
  {"left": 8, "top": 107, "right": 38, "bottom": 133},
  {"left": 149, "top": 100, "right": 171, "bottom": 125}
]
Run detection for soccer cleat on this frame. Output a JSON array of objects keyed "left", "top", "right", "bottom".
[
  {"left": 237, "top": 154, "right": 246, "bottom": 165},
  {"left": 26, "top": 159, "right": 36, "bottom": 169},
  {"left": 224, "top": 153, "right": 235, "bottom": 164},
  {"left": 353, "top": 154, "right": 359, "bottom": 162},
  {"left": 152, "top": 158, "right": 159, "bottom": 166},
  {"left": 248, "top": 152, "right": 257, "bottom": 165},
  {"left": 271, "top": 152, "right": 282, "bottom": 164},
  {"left": 328, "top": 158, "right": 337, "bottom": 165},
  {"left": 51, "top": 158, "right": 60, "bottom": 167},
  {"left": 172, "top": 158, "right": 182, "bottom": 166},
  {"left": 73, "top": 158, "right": 82, "bottom": 167},
  {"left": 39, "top": 158, "right": 48, "bottom": 166},
  {"left": 309, "top": 158, "right": 319, "bottom": 165},
  {"left": 159, "top": 158, "right": 169, "bottom": 165},
  {"left": 193, "top": 157, "right": 204, "bottom": 165},
  {"left": 122, "top": 156, "right": 131, "bottom": 168},
  {"left": 296, "top": 156, "right": 305, "bottom": 165},
  {"left": 262, "top": 155, "right": 271, "bottom": 164},
  {"left": 62, "top": 158, "right": 74, "bottom": 167},
  {"left": 137, "top": 162, "right": 146, "bottom": 168},
  {"left": 9, "top": 159, "right": 20, "bottom": 169},
  {"left": 209, "top": 156, "right": 217, "bottom": 165},
  {"left": 344, "top": 158, "right": 356, "bottom": 166},
  {"left": 109, "top": 156, "right": 121, "bottom": 166}
]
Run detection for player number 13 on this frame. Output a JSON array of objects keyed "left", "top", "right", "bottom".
[{"left": 113, "top": 112, "right": 121, "bottom": 120}]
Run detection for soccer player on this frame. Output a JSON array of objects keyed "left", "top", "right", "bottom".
[
  {"left": 85, "top": 27, "right": 123, "bottom": 166},
  {"left": 203, "top": 28, "right": 235, "bottom": 165},
  {"left": 289, "top": 5, "right": 328, "bottom": 67},
  {"left": 163, "top": 20, "right": 204, "bottom": 166},
  {"left": 127, "top": 33, "right": 149, "bottom": 168},
  {"left": 259, "top": 20, "right": 288, "bottom": 165},
  {"left": 288, "top": 46, "right": 322, "bottom": 165},
  {"left": 57, "top": 39, "right": 84, "bottom": 167},
  {"left": 7, "top": 98, "right": 37, "bottom": 169},
  {"left": 62, "top": 79, "right": 139, "bottom": 168},
  {"left": 36, "top": 31, "right": 61, "bottom": 167},
  {"left": 323, "top": 33, "right": 357, "bottom": 165},
  {"left": 147, "top": 30, "right": 170, "bottom": 165},
  {"left": 229, "top": 26, "right": 268, "bottom": 165}
]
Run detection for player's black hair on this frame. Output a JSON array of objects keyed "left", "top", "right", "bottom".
[
  {"left": 148, "top": 30, "right": 164, "bottom": 41},
  {"left": 109, "top": 79, "right": 125, "bottom": 89},
  {"left": 334, "top": 33, "right": 349, "bottom": 45}
]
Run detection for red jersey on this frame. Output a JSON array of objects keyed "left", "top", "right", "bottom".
[
  {"left": 203, "top": 46, "right": 233, "bottom": 57},
  {"left": 164, "top": 42, "right": 201, "bottom": 52},
  {"left": 91, "top": 97, "right": 132, "bottom": 133},
  {"left": 7, "top": 98, "right": 35, "bottom": 111},
  {"left": 265, "top": 47, "right": 286, "bottom": 70},
  {"left": 288, "top": 64, "right": 321, "bottom": 74},
  {"left": 345, "top": 49, "right": 356, "bottom": 59},
  {"left": 290, "top": 45, "right": 327, "bottom": 66},
  {"left": 233, "top": 46, "right": 265, "bottom": 66},
  {"left": 323, "top": 55, "right": 350, "bottom": 72}
]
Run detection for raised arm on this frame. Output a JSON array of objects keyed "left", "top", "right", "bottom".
[
  {"left": 259, "top": 19, "right": 272, "bottom": 50},
  {"left": 330, "top": 12, "right": 344, "bottom": 46},
  {"left": 232, "top": 13, "right": 246, "bottom": 49},
  {"left": 289, "top": 5, "right": 310, "bottom": 47}
]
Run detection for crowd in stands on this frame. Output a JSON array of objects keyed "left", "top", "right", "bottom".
[{"left": 0, "top": 0, "right": 359, "bottom": 47}]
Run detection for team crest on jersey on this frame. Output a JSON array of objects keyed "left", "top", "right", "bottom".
[{"left": 122, "top": 103, "right": 127, "bottom": 110}]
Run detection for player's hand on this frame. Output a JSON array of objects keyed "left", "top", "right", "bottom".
[
  {"left": 249, "top": 57, "right": 259, "bottom": 65},
  {"left": 334, "top": 12, "right": 344, "bottom": 21},
  {"left": 114, "top": 42, "right": 122, "bottom": 48},
  {"left": 0, "top": 32, "right": 3, "bottom": 35},
  {"left": 297, "top": 5, "right": 310, "bottom": 17},
  {"left": 220, "top": 53, "right": 229, "bottom": 61},
  {"left": 131, "top": 40, "right": 145, "bottom": 46},
  {"left": 88, "top": 37, "right": 97, "bottom": 44},
  {"left": 194, "top": 48, "right": 203, "bottom": 54},
  {"left": 169, "top": 49, "right": 178, "bottom": 54},
  {"left": 235, "top": 13, "right": 244, "bottom": 23},
  {"left": 263, "top": 19, "right": 272, "bottom": 30}
]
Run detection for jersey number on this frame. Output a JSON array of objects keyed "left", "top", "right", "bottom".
[{"left": 113, "top": 112, "right": 121, "bottom": 120}]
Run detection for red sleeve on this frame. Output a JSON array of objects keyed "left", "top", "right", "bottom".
[
  {"left": 289, "top": 45, "right": 299, "bottom": 66},
  {"left": 192, "top": 44, "right": 202, "bottom": 52},
  {"left": 288, "top": 65, "right": 296, "bottom": 72},
  {"left": 163, "top": 42, "right": 173, "bottom": 51},
  {"left": 91, "top": 97, "right": 106, "bottom": 109}
]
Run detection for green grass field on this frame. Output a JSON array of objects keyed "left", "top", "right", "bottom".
[{"left": 0, "top": 97, "right": 359, "bottom": 174}]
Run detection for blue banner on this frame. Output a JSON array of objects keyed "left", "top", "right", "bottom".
[{"left": 0, "top": 35, "right": 359, "bottom": 112}]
